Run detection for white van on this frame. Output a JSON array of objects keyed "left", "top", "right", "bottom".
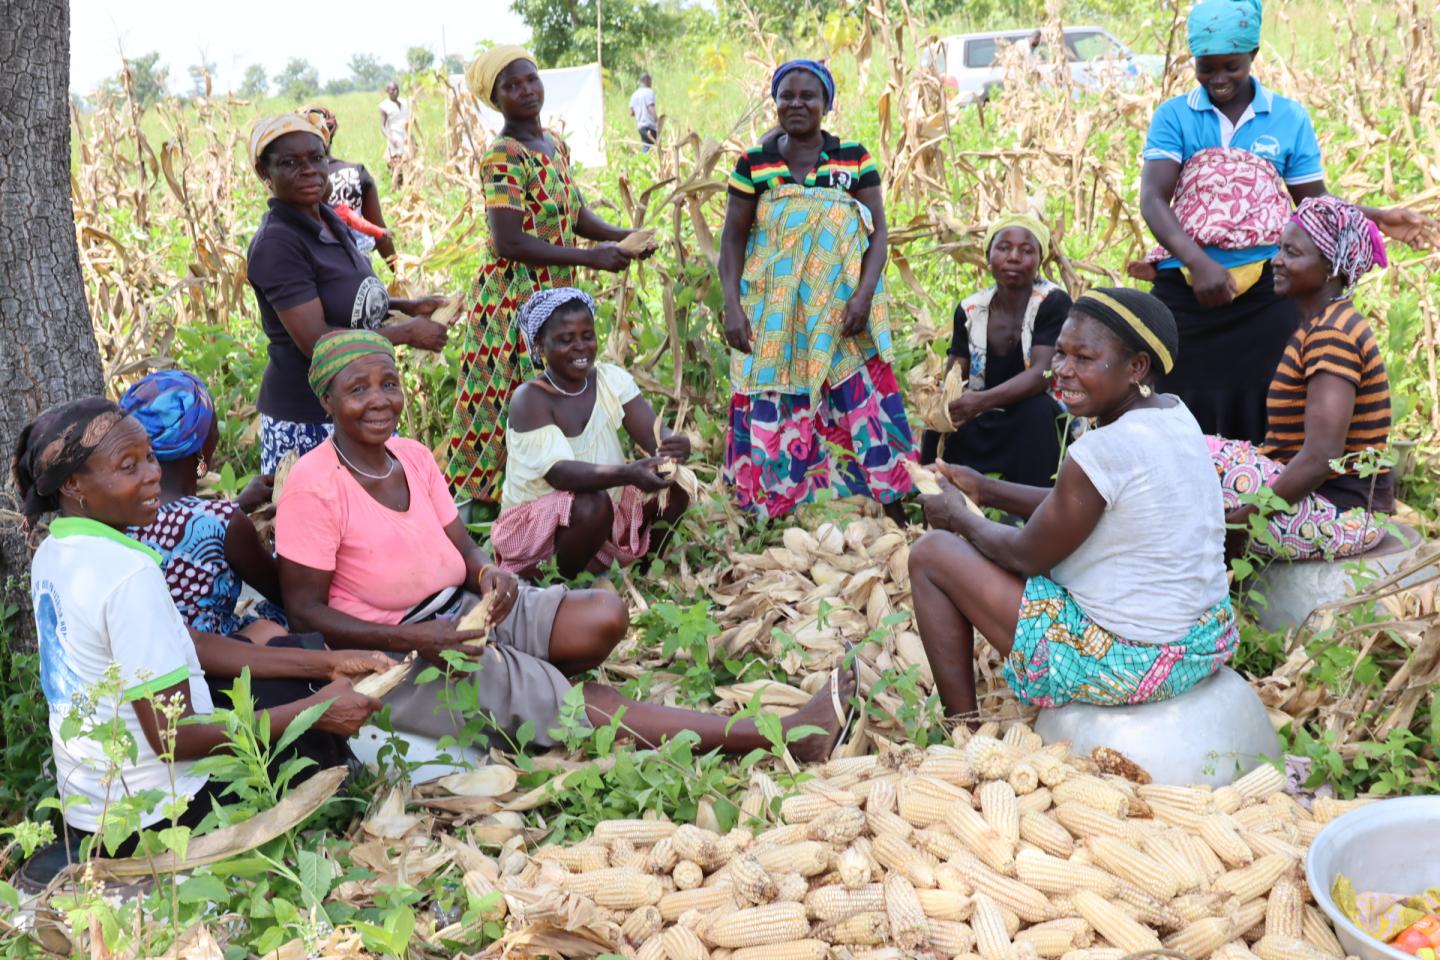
[{"left": 924, "top": 27, "right": 1165, "bottom": 103}]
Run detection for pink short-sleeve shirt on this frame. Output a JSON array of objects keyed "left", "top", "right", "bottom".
[{"left": 276, "top": 437, "right": 467, "bottom": 624}]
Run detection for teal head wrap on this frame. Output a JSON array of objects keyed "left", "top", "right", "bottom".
[{"left": 1187, "top": 0, "right": 1263, "bottom": 57}]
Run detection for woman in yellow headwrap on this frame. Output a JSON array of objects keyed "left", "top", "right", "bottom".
[{"left": 446, "top": 47, "right": 652, "bottom": 508}]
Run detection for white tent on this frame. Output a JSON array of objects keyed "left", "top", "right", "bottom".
[{"left": 452, "top": 63, "right": 606, "bottom": 169}]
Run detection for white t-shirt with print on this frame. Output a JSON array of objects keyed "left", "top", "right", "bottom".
[
  {"left": 629, "top": 86, "right": 656, "bottom": 126},
  {"left": 32, "top": 519, "right": 212, "bottom": 832}
]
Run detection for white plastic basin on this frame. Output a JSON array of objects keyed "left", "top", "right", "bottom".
[{"left": 1306, "top": 796, "right": 1440, "bottom": 960}]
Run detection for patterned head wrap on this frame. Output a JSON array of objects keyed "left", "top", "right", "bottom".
[
  {"left": 1073, "top": 287, "right": 1179, "bottom": 375},
  {"left": 308, "top": 330, "right": 397, "bottom": 399},
  {"left": 466, "top": 45, "right": 536, "bottom": 111},
  {"left": 1187, "top": 0, "right": 1263, "bottom": 57},
  {"left": 119, "top": 370, "right": 216, "bottom": 462},
  {"left": 516, "top": 287, "right": 596, "bottom": 364},
  {"left": 248, "top": 113, "right": 328, "bottom": 168},
  {"left": 297, "top": 105, "right": 336, "bottom": 145},
  {"left": 984, "top": 212, "right": 1051, "bottom": 261},
  {"left": 1290, "top": 196, "right": 1388, "bottom": 289},
  {"left": 771, "top": 59, "right": 836, "bottom": 110},
  {"left": 10, "top": 398, "right": 129, "bottom": 527}
]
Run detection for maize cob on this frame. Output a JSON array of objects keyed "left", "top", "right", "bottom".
[
  {"left": 976, "top": 721, "right": 1002, "bottom": 738},
  {"left": 562, "top": 868, "right": 664, "bottom": 908},
  {"left": 780, "top": 793, "right": 841, "bottom": 824},
  {"left": 775, "top": 872, "right": 808, "bottom": 903},
  {"left": 1232, "top": 805, "right": 1286, "bottom": 834},
  {"left": 1018, "top": 787, "right": 1054, "bottom": 816},
  {"left": 1048, "top": 895, "right": 1076, "bottom": 919},
  {"left": 820, "top": 754, "right": 881, "bottom": 781},
  {"left": 872, "top": 832, "right": 937, "bottom": 888},
  {"left": 662, "top": 924, "right": 710, "bottom": 960},
  {"left": 727, "top": 827, "right": 753, "bottom": 853},
  {"left": 638, "top": 936, "right": 667, "bottom": 960},
  {"left": 729, "top": 854, "right": 778, "bottom": 905},
  {"left": 1215, "top": 854, "right": 1295, "bottom": 902},
  {"left": 752, "top": 841, "right": 831, "bottom": 877},
  {"left": 461, "top": 871, "right": 507, "bottom": 922},
  {"left": 1178, "top": 830, "right": 1228, "bottom": 882},
  {"left": 908, "top": 829, "right": 960, "bottom": 863},
  {"left": 885, "top": 872, "right": 932, "bottom": 950},
  {"left": 866, "top": 808, "right": 915, "bottom": 840},
  {"left": 1265, "top": 872, "right": 1303, "bottom": 939},
  {"left": 1171, "top": 891, "right": 1230, "bottom": 923},
  {"left": 1213, "top": 785, "right": 1243, "bottom": 814},
  {"left": 1310, "top": 796, "right": 1375, "bottom": 823},
  {"left": 609, "top": 837, "right": 637, "bottom": 869},
  {"left": 622, "top": 904, "right": 662, "bottom": 944},
  {"left": 815, "top": 910, "right": 890, "bottom": 945},
  {"left": 916, "top": 887, "right": 972, "bottom": 921},
  {"left": 980, "top": 781, "right": 1022, "bottom": 845},
  {"left": 867, "top": 777, "right": 898, "bottom": 812},
  {"left": 919, "top": 751, "right": 980, "bottom": 788},
  {"left": 1137, "top": 833, "right": 1206, "bottom": 893},
  {"left": 949, "top": 851, "right": 1053, "bottom": 922},
  {"left": 1072, "top": 890, "right": 1162, "bottom": 954},
  {"left": 1014, "top": 848, "right": 1119, "bottom": 898},
  {"left": 1236, "top": 897, "right": 1270, "bottom": 940},
  {"left": 595, "top": 819, "right": 679, "bottom": 845},
  {"left": 1301, "top": 905, "right": 1345, "bottom": 958},
  {"left": 1295, "top": 819, "right": 1322, "bottom": 846},
  {"left": 1112, "top": 881, "right": 1186, "bottom": 930},
  {"left": 967, "top": 735, "right": 1018, "bottom": 780},
  {"left": 674, "top": 825, "right": 731, "bottom": 871},
  {"left": 1002, "top": 723, "right": 1043, "bottom": 754},
  {"left": 1058, "top": 951, "right": 1122, "bottom": 960},
  {"left": 805, "top": 883, "right": 885, "bottom": 921},
  {"left": 704, "top": 902, "right": 809, "bottom": 948},
  {"left": 1233, "top": 764, "right": 1287, "bottom": 801},
  {"left": 899, "top": 776, "right": 972, "bottom": 828},
  {"left": 1136, "top": 784, "right": 1215, "bottom": 811},
  {"left": 1052, "top": 802, "right": 1135, "bottom": 842},
  {"left": 751, "top": 823, "right": 814, "bottom": 849},
  {"left": 674, "top": 860, "right": 704, "bottom": 890},
  {"left": 1265, "top": 792, "right": 1311, "bottom": 824},
  {"left": 947, "top": 803, "right": 1017, "bottom": 873},
  {"left": 1019, "top": 812, "right": 1073, "bottom": 858},
  {"left": 1200, "top": 813, "right": 1257, "bottom": 868},
  {"left": 1052, "top": 778, "right": 1130, "bottom": 818},
  {"left": 800, "top": 778, "right": 861, "bottom": 805},
  {"left": 731, "top": 940, "right": 829, "bottom": 960},
  {"left": 1009, "top": 763, "right": 1040, "bottom": 796},
  {"left": 1088, "top": 837, "right": 1180, "bottom": 900},
  {"left": 536, "top": 843, "right": 610, "bottom": 872},
  {"left": 808, "top": 805, "right": 865, "bottom": 845},
  {"left": 973, "top": 892, "right": 1019, "bottom": 960},
  {"left": 1215, "top": 942, "right": 1265, "bottom": 960},
  {"left": 660, "top": 887, "right": 742, "bottom": 921},
  {"left": 838, "top": 845, "right": 872, "bottom": 889},
  {"left": 1254, "top": 935, "right": 1333, "bottom": 960},
  {"left": 1166, "top": 916, "right": 1238, "bottom": 956},
  {"left": 931, "top": 919, "right": 979, "bottom": 955},
  {"left": 1030, "top": 753, "right": 1071, "bottom": 788},
  {"left": 1016, "top": 918, "right": 1091, "bottom": 957},
  {"left": 936, "top": 862, "right": 975, "bottom": 896}
]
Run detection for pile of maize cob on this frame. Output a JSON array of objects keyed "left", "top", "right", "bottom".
[{"left": 473, "top": 721, "right": 1371, "bottom": 959}]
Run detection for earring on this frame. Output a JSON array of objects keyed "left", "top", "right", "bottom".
[
  {"left": 196, "top": 454, "right": 208, "bottom": 478},
  {"left": 1136, "top": 383, "right": 1153, "bottom": 399}
]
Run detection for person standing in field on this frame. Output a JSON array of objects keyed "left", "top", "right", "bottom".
[
  {"left": 1135, "top": 0, "right": 1435, "bottom": 444},
  {"left": 378, "top": 81, "right": 409, "bottom": 186},
  {"left": 629, "top": 72, "right": 658, "bottom": 152},
  {"left": 446, "top": 47, "right": 650, "bottom": 508},
  {"left": 719, "top": 59, "right": 917, "bottom": 524},
  {"left": 300, "top": 105, "right": 398, "bottom": 270}
]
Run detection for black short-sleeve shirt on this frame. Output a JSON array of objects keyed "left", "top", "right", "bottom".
[
  {"left": 727, "top": 131, "right": 881, "bottom": 200},
  {"left": 950, "top": 287, "right": 1070, "bottom": 388},
  {"left": 246, "top": 199, "right": 390, "bottom": 423}
]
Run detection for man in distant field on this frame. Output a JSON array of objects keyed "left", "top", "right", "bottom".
[
  {"left": 378, "top": 81, "right": 410, "bottom": 185},
  {"left": 630, "top": 72, "right": 658, "bottom": 152}
]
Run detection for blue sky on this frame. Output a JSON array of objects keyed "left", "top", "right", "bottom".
[{"left": 69, "top": 0, "right": 529, "bottom": 94}]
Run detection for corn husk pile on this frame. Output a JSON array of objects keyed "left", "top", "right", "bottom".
[{"left": 448, "top": 720, "right": 1368, "bottom": 959}]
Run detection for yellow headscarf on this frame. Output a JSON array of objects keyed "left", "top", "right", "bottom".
[
  {"left": 297, "top": 105, "right": 335, "bottom": 146},
  {"left": 983, "top": 212, "right": 1051, "bottom": 261},
  {"left": 248, "top": 113, "right": 327, "bottom": 167},
  {"left": 465, "top": 45, "right": 535, "bottom": 110}
]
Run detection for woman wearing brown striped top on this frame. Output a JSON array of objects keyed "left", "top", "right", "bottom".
[{"left": 1207, "top": 197, "right": 1392, "bottom": 559}]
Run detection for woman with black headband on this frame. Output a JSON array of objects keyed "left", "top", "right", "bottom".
[
  {"left": 909, "top": 287, "right": 1237, "bottom": 719},
  {"left": 11, "top": 398, "right": 388, "bottom": 872}
]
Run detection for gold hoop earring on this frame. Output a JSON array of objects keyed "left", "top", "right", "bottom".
[
  {"left": 1136, "top": 383, "right": 1153, "bottom": 399},
  {"left": 196, "top": 455, "right": 208, "bottom": 478}
]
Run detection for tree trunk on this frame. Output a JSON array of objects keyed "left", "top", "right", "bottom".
[{"left": 0, "top": 0, "right": 105, "bottom": 648}]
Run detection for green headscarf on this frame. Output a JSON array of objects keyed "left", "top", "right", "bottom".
[{"left": 308, "top": 330, "right": 396, "bottom": 398}]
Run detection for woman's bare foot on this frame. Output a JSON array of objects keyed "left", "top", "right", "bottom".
[{"left": 784, "top": 665, "right": 859, "bottom": 763}]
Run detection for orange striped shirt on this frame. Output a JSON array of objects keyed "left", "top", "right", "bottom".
[{"left": 1261, "top": 300, "right": 1392, "bottom": 511}]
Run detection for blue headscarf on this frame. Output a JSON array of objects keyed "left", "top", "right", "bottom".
[
  {"left": 119, "top": 370, "right": 216, "bottom": 462},
  {"left": 771, "top": 59, "right": 835, "bottom": 111},
  {"left": 1187, "top": 0, "right": 1263, "bottom": 57}
]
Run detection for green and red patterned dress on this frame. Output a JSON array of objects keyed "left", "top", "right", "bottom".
[{"left": 446, "top": 132, "right": 581, "bottom": 503}]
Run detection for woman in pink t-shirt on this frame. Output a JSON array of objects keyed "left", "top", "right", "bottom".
[{"left": 277, "top": 330, "right": 856, "bottom": 756}]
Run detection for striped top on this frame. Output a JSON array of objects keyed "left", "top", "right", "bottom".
[
  {"left": 727, "top": 131, "right": 880, "bottom": 199},
  {"left": 1261, "top": 300, "right": 1393, "bottom": 512}
]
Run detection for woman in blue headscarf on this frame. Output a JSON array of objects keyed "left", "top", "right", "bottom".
[
  {"left": 719, "top": 59, "right": 917, "bottom": 523},
  {"left": 122, "top": 370, "right": 289, "bottom": 642},
  {"left": 1136, "top": 0, "right": 1435, "bottom": 444}
]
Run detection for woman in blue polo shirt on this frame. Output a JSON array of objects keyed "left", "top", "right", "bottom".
[
  {"left": 1136, "top": 0, "right": 1434, "bottom": 444},
  {"left": 246, "top": 114, "right": 452, "bottom": 476}
]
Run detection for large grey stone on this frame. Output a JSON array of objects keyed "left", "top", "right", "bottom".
[
  {"left": 1249, "top": 523, "right": 1422, "bottom": 631},
  {"left": 1034, "top": 667, "right": 1280, "bottom": 786}
]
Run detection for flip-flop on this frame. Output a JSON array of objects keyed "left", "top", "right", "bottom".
[{"left": 828, "top": 643, "right": 862, "bottom": 761}]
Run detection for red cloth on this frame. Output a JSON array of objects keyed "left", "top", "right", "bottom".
[{"left": 491, "top": 486, "right": 651, "bottom": 574}]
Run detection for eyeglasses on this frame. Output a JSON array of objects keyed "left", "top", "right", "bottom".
[{"left": 272, "top": 153, "right": 328, "bottom": 173}]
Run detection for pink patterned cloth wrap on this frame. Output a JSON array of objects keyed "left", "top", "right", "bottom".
[
  {"left": 1206, "top": 435, "right": 1384, "bottom": 559},
  {"left": 1144, "top": 147, "right": 1293, "bottom": 263},
  {"left": 491, "top": 486, "right": 651, "bottom": 574},
  {"left": 724, "top": 355, "right": 917, "bottom": 520}
]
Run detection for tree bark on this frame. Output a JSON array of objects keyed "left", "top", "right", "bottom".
[{"left": 0, "top": 0, "right": 105, "bottom": 647}]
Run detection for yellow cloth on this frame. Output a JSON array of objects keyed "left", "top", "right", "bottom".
[
  {"left": 984, "top": 212, "right": 1051, "bottom": 260},
  {"left": 296, "top": 105, "right": 334, "bottom": 146},
  {"left": 1180, "top": 260, "right": 1265, "bottom": 298},
  {"left": 248, "top": 113, "right": 327, "bottom": 166},
  {"left": 466, "top": 45, "right": 535, "bottom": 110}
]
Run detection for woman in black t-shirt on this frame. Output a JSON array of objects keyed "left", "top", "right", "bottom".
[
  {"left": 245, "top": 114, "right": 448, "bottom": 476},
  {"left": 921, "top": 215, "right": 1071, "bottom": 488}
]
